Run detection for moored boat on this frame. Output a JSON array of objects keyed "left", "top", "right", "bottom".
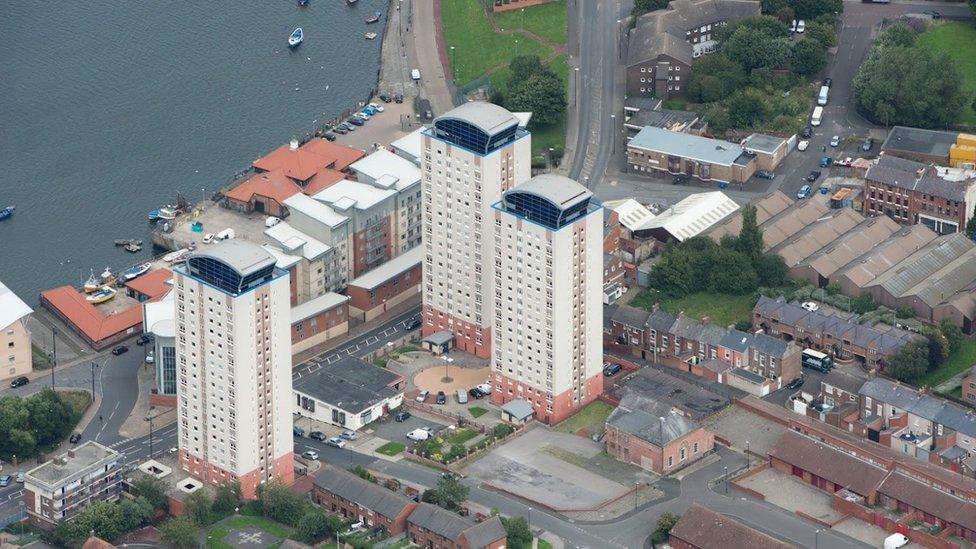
[
  {"left": 364, "top": 32, "right": 377, "bottom": 40},
  {"left": 156, "top": 207, "right": 177, "bottom": 220},
  {"left": 115, "top": 239, "right": 143, "bottom": 247},
  {"left": 162, "top": 248, "right": 190, "bottom": 263},
  {"left": 124, "top": 242, "right": 142, "bottom": 253},
  {"left": 365, "top": 11, "right": 381, "bottom": 23},
  {"left": 147, "top": 209, "right": 161, "bottom": 221},
  {"left": 83, "top": 270, "right": 100, "bottom": 293},
  {"left": 123, "top": 262, "right": 152, "bottom": 281},
  {"left": 100, "top": 267, "right": 118, "bottom": 287},
  {"left": 0, "top": 206, "right": 15, "bottom": 221},
  {"left": 288, "top": 27, "right": 303, "bottom": 49},
  {"left": 298, "top": 0, "right": 309, "bottom": 5},
  {"left": 86, "top": 286, "right": 117, "bottom": 304}
]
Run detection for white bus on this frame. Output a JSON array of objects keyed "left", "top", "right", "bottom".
[
  {"left": 817, "top": 85, "right": 829, "bottom": 106},
  {"left": 811, "top": 106, "right": 824, "bottom": 126},
  {"left": 801, "top": 348, "right": 833, "bottom": 372}
]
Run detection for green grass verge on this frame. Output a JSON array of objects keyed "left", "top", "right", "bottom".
[
  {"left": 553, "top": 401, "right": 615, "bottom": 435},
  {"left": 31, "top": 344, "right": 51, "bottom": 369},
  {"left": 376, "top": 441, "right": 407, "bottom": 456},
  {"left": 207, "top": 516, "right": 293, "bottom": 549},
  {"left": 56, "top": 390, "right": 92, "bottom": 423},
  {"left": 916, "top": 337, "right": 976, "bottom": 388},
  {"left": 469, "top": 406, "right": 488, "bottom": 418},
  {"left": 632, "top": 290, "right": 756, "bottom": 328},
  {"left": 446, "top": 427, "right": 479, "bottom": 445},
  {"left": 538, "top": 539, "right": 553, "bottom": 549},
  {"left": 441, "top": 0, "right": 552, "bottom": 86},
  {"left": 373, "top": 357, "right": 389, "bottom": 368},
  {"left": 918, "top": 22, "right": 976, "bottom": 126},
  {"left": 493, "top": 0, "right": 568, "bottom": 44}
]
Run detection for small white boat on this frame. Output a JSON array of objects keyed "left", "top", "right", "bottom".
[
  {"left": 364, "top": 32, "right": 378, "bottom": 40},
  {"left": 123, "top": 262, "right": 152, "bottom": 281},
  {"left": 162, "top": 248, "right": 190, "bottom": 263},
  {"left": 86, "top": 286, "right": 117, "bottom": 304},
  {"left": 157, "top": 207, "right": 177, "bottom": 220},
  {"left": 288, "top": 27, "right": 303, "bottom": 49}
]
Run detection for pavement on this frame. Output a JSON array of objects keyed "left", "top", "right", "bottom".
[{"left": 410, "top": 0, "right": 454, "bottom": 116}]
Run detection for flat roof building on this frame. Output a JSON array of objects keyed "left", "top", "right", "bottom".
[
  {"left": 628, "top": 127, "right": 758, "bottom": 184},
  {"left": 24, "top": 442, "right": 122, "bottom": 529},
  {"left": 881, "top": 126, "right": 959, "bottom": 165},
  {"left": 293, "top": 356, "right": 404, "bottom": 431}
]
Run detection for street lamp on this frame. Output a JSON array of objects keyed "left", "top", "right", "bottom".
[
  {"left": 145, "top": 409, "right": 167, "bottom": 458},
  {"left": 634, "top": 481, "right": 640, "bottom": 511},
  {"left": 514, "top": 39, "right": 519, "bottom": 58},
  {"left": 724, "top": 465, "right": 729, "bottom": 494},
  {"left": 610, "top": 114, "right": 617, "bottom": 155},
  {"left": 51, "top": 326, "right": 57, "bottom": 388},
  {"left": 450, "top": 46, "right": 456, "bottom": 80},
  {"left": 548, "top": 147, "right": 555, "bottom": 172},
  {"left": 574, "top": 67, "right": 580, "bottom": 107},
  {"left": 91, "top": 361, "right": 98, "bottom": 402},
  {"left": 746, "top": 440, "right": 750, "bottom": 468}
]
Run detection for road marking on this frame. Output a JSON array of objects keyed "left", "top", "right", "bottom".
[{"left": 365, "top": 336, "right": 378, "bottom": 345}]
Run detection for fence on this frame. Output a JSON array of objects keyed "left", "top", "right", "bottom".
[
  {"left": 453, "top": 75, "right": 497, "bottom": 105},
  {"left": 0, "top": 508, "right": 26, "bottom": 530}
]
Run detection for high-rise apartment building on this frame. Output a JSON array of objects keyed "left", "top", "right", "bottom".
[
  {"left": 421, "top": 102, "right": 531, "bottom": 357},
  {"left": 490, "top": 175, "right": 604, "bottom": 424},
  {"left": 174, "top": 240, "right": 294, "bottom": 498}
]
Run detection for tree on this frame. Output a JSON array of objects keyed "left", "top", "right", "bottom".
[
  {"left": 805, "top": 21, "right": 836, "bottom": 49},
  {"left": 726, "top": 90, "right": 766, "bottom": 128},
  {"left": 184, "top": 491, "right": 215, "bottom": 527},
  {"left": 652, "top": 512, "right": 681, "bottom": 544},
  {"left": 259, "top": 482, "right": 309, "bottom": 527},
  {"left": 508, "top": 56, "right": 547, "bottom": 88},
  {"left": 131, "top": 476, "right": 168, "bottom": 511},
  {"left": 761, "top": 0, "right": 789, "bottom": 14},
  {"left": 427, "top": 475, "right": 469, "bottom": 512},
  {"left": 758, "top": 253, "right": 789, "bottom": 287},
  {"left": 791, "top": 38, "right": 827, "bottom": 76},
  {"left": 773, "top": 6, "right": 795, "bottom": 24},
  {"left": 159, "top": 516, "right": 199, "bottom": 549},
  {"left": 970, "top": 0, "right": 976, "bottom": 19},
  {"left": 737, "top": 205, "right": 764, "bottom": 263},
  {"left": 27, "top": 389, "right": 75, "bottom": 448},
  {"left": 876, "top": 22, "right": 918, "bottom": 49},
  {"left": 854, "top": 44, "right": 965, "bottom": 128},
  {"left": 886, "top": 340, "right": 930, "bottom": 384},
  {"left": 789, "top": 0, "right": 843, "bottom": 20},
  {"left": 923, "top": 328, "right": 949, "bottom": 371},
  {"left": 724, "top": 27, "right": 791, "bottom": 71},
  {"left": 632, "top": 0, "right": 669, "bottom": 17},
  {"left": 212, "top": 483, "right": 242, "bottom": 519},
  {"left": 120, "top": 496, "right": 154, "bottom": 533},
  {"left": 506, "top": 71, "right": 565, "bottom": 125},
  {"left": 940, "top": 319, "right": 963, "bottom": 355},
  {"left": 709, "top": 249, "right": 758, "bottom": 295},
  {"left": 687, "top": 53, "right": 748, "bottom": 103},
  {"left": 58, "top": 501, "right": 124, "bottom": 545},
  {"left": 650, "top": 246, "right": 694, "bottom": 297},
  {"left": 850, "top": 294, "right": 877, "bottom": 314},
  {"left": 966, "top": 205, "right": 976, "bottom": 238},
  {"left": 500, "top": 516, "right": 533, "bottom": 549},
  {"left": 296, "top": 509, "right": 343, "bottom": 544}
]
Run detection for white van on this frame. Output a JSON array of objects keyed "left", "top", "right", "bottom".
[
  {"left": 811, "top": 106, "right": 824, "bottom": 126},
  {"left": 411, "top": 69, "right": 421, "bottom": 81},
  {"left": 216, "top": 228, "right": 236, "bottom": 241},
  {"left": 456, "top": 389, "right": 468, "bottom": 404},
  {"left": 817, "top": 85, "right": 829, "bottom": 106}
]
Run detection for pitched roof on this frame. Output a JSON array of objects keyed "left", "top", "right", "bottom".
[
  {"left": 833, "top": 224, "right": 937, "bottom": 290},
  {"left": 603, "top": 199, "right": 657, "bottom": 231},
  {"left": 867, "top": 233, "right": 976, "bottom": 300},
  {"left": 759, "top": 197, "right": 831, "bottom": 250},
  {"left": 639, "top": 191, "right": 740, "bottom": 241},
  {"left": 291, "top": 292, "right": 349, "bottom": 324},
  {"left": 300, "top": 139, "right": 365, "bottom": 171},
  {"left": 303, "top": 168, "right": 347, "bottom": 195},
  {"left": 859, "top": 377, "right": 976, "bottom": 438},
  {"left": 877, "top": 472, "right": 976, "bottom": 531},
  {"left": 406, "top": 504, "right": 506, "bottom": 548},
  {"left": 0, "top": 279, "right": 33, "bottom": 330},
  {"left": 645, "top": 309, "right": 678, "bottom": 332},
  {"left": 253, "top": 142, "right": 336, "bottom": 182},
  {"left": 669, "top": 504, "right": 793, "bottom": 549},
  {"left": 389, "top": 127, "right": 424, "bottom": 163},
  {"left": 40, "top": 286, "right": 144, "bottom": 343},
  {"left": 769, "top": 430, "right": 887, "bottom": 496},
  {"left": 628, "top": 0, "right": 760, "bottom": 66},
  {"left": 705, "top": 190, "right": 793, "bottom": 242},
  {"left": 800, "top": 216, "right": 901, "bottom": 279},
  {"left": 347, "top": 246, "right": 423, "bottom": 291},
  {"left": 611, "top": 305, "right": 651, "bottom": 328},
  {"left": 123, "top": 268, "right": 173, "bottom": 299},
  {"left": 607, "top": 408, "right": 699, "bottom": 446},
  {"left": 768, "top": 208, "right": 864, "bottom": 268},
  {"left": 866, "top": 154, "right": 976, "bottom": 201},
  {"left": 313, "top": 465, "right": 414, "bottom": 519},
  {"left": 224, "top": 170, "right": 302, "bottom": 205},
  {"left": 461, "top": 516, "right": 507, "bottom": 549},
  {"left": 264, "top": 221, "right": 332, "bottom": 260}
]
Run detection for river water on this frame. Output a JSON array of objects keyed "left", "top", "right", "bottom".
[{"left": 0, "top": 0, "right": 386, "bottom": 302}]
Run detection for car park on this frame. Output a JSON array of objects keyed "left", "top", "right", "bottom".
[
  {"left": 136, "top": 334, "right": 153, "bottom": 346},
  {"left": 829, "top": 135, "right": 841, "bottom": 147},
  {"left": 806, "top": 170, "right": 822, "bottom": 182},
  {"left": 755, "top": 170, "right": 775, "bottom": 180},
  {"left": 309, "top": 431, "right": 327, "bottom": 441},
  {"left": 111, "top": 345, "right": 128, "bottom": 356},
  {"left": 0, "top": 475, "right": 11, "bottom": 488},
  {"left": 801, "top": 126, "right": 813, "bottom": 138},
  {"left": 862, "top": 138, "right": 874, "bottom": 151},
  {"left": 797, "top": 140, "right": 809, "bottom": 152},
  {"left": 302, "top": 450, "right": 319, "bottom": 460},
  {"left": 327, "top": 437, "right": 346, "bottom": 448},
  {"left": 416, "top": 390, "right": 429, "bottom": 403},
  {"left": 436, "top": 391, "right": 446, "bottom": 405},
  {"left": 797, "top": 185, "right": 813, "bottom": 199},
  {"left": 340, "top": 430, "right": 356, "bottom": 440},
  {"left": 69, "top": 433, "right": 82, "bottom": 444},
  {"left": 395, "top": 410, "right": 412, "bottom": 422},
  {"left": 406, "top": 428, "right": 432, "bottom": 441},
  {"left": 9, "top": 376, "right": 28, "bottom": 388}
]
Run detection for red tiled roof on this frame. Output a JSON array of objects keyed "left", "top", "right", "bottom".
[
  {"left": 670, "top": 504, "right": 792, "bottom": 549},
  {"left": 40, "top": 286, "right": 142, "bottom": 343},
  {"left": 300, "top": 139, "right": 365, "bottom": 171},
  {"left": 225, "top": 170, "right": 302, "bottom": 205},
  {"left": 82, "top": 536, "right": 116, "bottom": 549},
  {"left": 303, "top": 168, "right": 347, "bottom": 195},
  {"left": 124, "top": 268, "right": 172, "bottom": 300},
  {"left": 253, "top": 143, "right": 337, "bottom": 182}
]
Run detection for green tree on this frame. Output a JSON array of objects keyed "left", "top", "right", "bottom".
[
  {"left": 350, "top": 465, "right": 375, "bottom": 482},
  {"left": 27, "top": 389, "right": 75, "bottom": 448},
  {"left": 774, "top": 6, "right": 795, "bottom": 24},
  {"left": 687, "top": 53, "right": 748, "bottom": 103},
  {"left": 850, "top": 294, "right": 877, "bottom": 314},
  {"left": 724, "top": 27, "right": 791, "bottom": 71},
  {"left": 508, "top": 56, "right": 547, "bottom": 88},
  {"left": 761, "top": 0, "right": 789, "bottom": 14},
  {"left": 159, "top": 515, "right": 199, "bottom": 549},
  {"left": 120, "top": 496, "right": 155, "bottom": 532},
  {"left": 650, "top": 246, "right": 694, "bottom": 297},
  {"left": 184, "top": 491, "right": 215, "bottom": 527},
  {"left": 876, "top": 22, "right": 918, "bottom": 48},
  {"left": 886, "top": 340, "right": 930, "bottom": 384},
  {"left": 212, "top": 483, "right": 242, "bottom": 519},
  {"left": 500, "top": 516, "right": 533, "bottom": 549},
  {"left": 791, "top": 38, "right": 827, "bottom": 76},
  {"left": 296, "top": 509, "right": 343, "bottom": 544},
  {"left": 0, "top": 396, "right": 34, "bottom": 461},
  {"left": 259, "top": 482, "right": 309, "bottom": 527},
  {"left": 758, "top": 253, "right": 789, "bottom": 287},
  {"left": 702, "top": 104, "right": 731, "bottom": 133},
  {"left": 966, "top": 205, "right": 976, "bottom": 238},
  {"left": 58, "top": 501, "right": 125, "bottom": 545},
  {"left": 709, "top": 249, "right": 758, "bottom": 295},
  {"left": 506, "top": 71, "right": 565, "bottom": 125},
  {"left": 923, "top": 328, "right": 949, "bottom": 371},
  {"left": 805, "top": 21, "right": 836, "bottom": 48},
  {"left": 789, "top": 0, "right": 843, "bottom": 19},
  {"left": 737, "top": 205, "right": 764, "bottom": 263},
  {"left": 940, "top": 319, "right": 963, "bottom": 355},
  {"left": 431, "top": 475, "right": 469, "bottom": 512},
  {"left": 632, "top": 0, "right": 669, "bottom": 17},
  {"left": 130, "top": 476, "right": 168, "bottom": 511},
  {"left": 652, "top": 512, "right": 681, "bottom": 544},
  {"left": 726, "top": 90, "right": 767, "bottom": 128}
]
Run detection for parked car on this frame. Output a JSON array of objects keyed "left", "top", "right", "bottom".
[
  {"left": 347, "top": 117, "right": 365, "bottom": 126},
  {"left": 379, "top": 93, "right": 391, "bottom": 103},
  {"left": 796, "top": 19, "right": 805, "bottom": 32},
  {"left": 302, "top": 450, "right": 319, "bottom": 461},
  {"left": 394, "top": 93, "right": 404, "bottom": 103},
  {"left": 861, "top": 138, "right": 874, "bottom": 151},
  {"left": 341, "top": 122, "right": 356, "bottom": 131},
  {"left": 820, "top": 156, "right": 833, "bottom": 168},
  {"left": 323, "top": 132, "right": 337, "bottom": 142},
  {"left": 456, "top": 389, "right": 468, "bottom": 404},
  {"left": 416, "top": 390, "right": 429, "bottom": 403},
  {"left": 69, "top": 433, "right": 82, "bottom": 444},
  {"left": 111, "top": 345, "right": 128, "bottom": 356},
  {"left": 145, "top": 352, "right": 154, "bottom": 364},
  {"left": 332, "top": 125, "right": 348, "bottom": 135},
  {"left": 264, "top": 216, "right": 281, "bottom": 228},
  {"left": 15, "top": 472, "right": 24, "bottom": 483},
  {"left": 797, "top": 140, "right": 809, "bottom": 152},
  {"left": 340, "top": 430, "right": 356, "bottom": 441},
  {"left": 790, "top": 19, "right": 797, "bottom": 32},
  {"left": 136, "top": 334, "right": 153, "bottom": 346},
  {"left": 406, "top": 319, "right": 421, "bottom": 330},
  {"left": 309, "top": 431, "right": 327, "bottom": 441},
  {"left": 203, "top": 233, "right": 215, "bottom": 244},
  {"left": 786, "top": 375, "right": 805, "bottom": 390},
  {"left": 801, "top": 126, "right": 813, "bottom": 138},
  {"left": 406, "top": 428, "right": 431, "bottom": 441},
  {"left": 395, "top": 410, "right": 412, "bottom": 422},
  {"left": 327, "top": 437, "right": 346, "bottom": 448},
  {"left": 10, "top": 376, "right": 29, "bottom": 388},
  {"left": 797, "top": 184, "right": 813, "bottom": 199},
  {"left": 293, "top": 426, "right": 305, "bottom": 437},
  {"left": 806, "top": 170, "right": 822, "bottom": 182},
  {"left": 829, "top": 135, "right": 841, "bottom": 147},
  {"left": 469, "top": 387, "right": 485, "bottom": 399},
  {"left": 436, "top": 391, "right": 447, "bottom": 405},
  {"left": 603, "top": 363, "right": 622, "bottom": 376},
  {"left": 800, "top": 301, "right": 820, "bottom": 312},
  {"left": 823, "top": 77, "right": 833, "bottom": 88},
  {"left": 476, "top": 383, "right": 492, "bottom": 395},
  {"left": 368, "top": 102, "right": 385, "bottom": 112},
  {"left": 0, "top": 475, "right": 11, "bottom": 488},
  {"left": 755, "top": 170, "right": 775, "bottom": 180}
]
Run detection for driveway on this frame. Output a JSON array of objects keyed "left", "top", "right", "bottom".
[{"left": 368, "top": 413, "right": 447, "bottom": 443}]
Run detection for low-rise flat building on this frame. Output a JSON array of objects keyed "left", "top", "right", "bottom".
[
  {"left": 604, "top": 408, "right": 714, "bottom": 475},
  {"left": 24, "top": 442, "right": 122, "bottom": 529},
  {"left": 669, "top": 503, "right": 793, "bottom": 549},
  {"left": 881, "top": 126, "right": 959, "bottom": 166},
  {"left": 312, "top": 465, "right": 416, "bottom": 534},
  {"left": 627, "top": 127, "right": 757, "bottom": 184},
  {"left": 289, "top": 292, "right": 349, "bottom": 353},
  {"left": 740, "top": 133, "right": 788, "bottom": 172},
  {"left": 346, "top": 246, "right": 422, "bottom": 322},
  {"left": 406, "top": 503, "right": 507, "bottom": 549},
  {"left": 0, "top": 280, "right": 33, "bottom": 382},
  {"left": 293, "top": 356, "right": 404, "bottom": 431}
]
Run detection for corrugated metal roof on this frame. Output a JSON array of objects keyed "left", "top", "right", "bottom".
[
  {"left": 834, "top": 224, "right": 937, "bottom": 290},
  {"left": 802, "top": 216, "right": 900, "bottom": 277},
  {"left": 760, "top": 197, "right": 831, "bottom": 250},
  {"left": 706, "top": 190, "right": 792, "bottom": 242},
  {"left": 641, "top": 191, "right": 739, "bottom": 241},
  {"left": 868, "top": 233, "right": 975, "bottom": 298},
  {"left": 770, "top": 208, "right": 863, "bottom": 268},
  {"left": 629, "top": 127, "right": 745, "bottom": 167}
]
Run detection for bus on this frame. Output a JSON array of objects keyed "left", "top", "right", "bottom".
[
  {"left": 801, "top": 348, "right": 833, "bottom": 372},
  {"left": 811, "top": 106, "right": 824, "bottom": 126}
]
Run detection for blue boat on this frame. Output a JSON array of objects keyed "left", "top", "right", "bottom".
[
  {"left": 147, "top": 208, "right": 160, "bottom": 221},
  {"left": 288, "top": 27, "right": 303, "bottom": 49},
  {"left": 0, "top": 205, "right": 15, "bottom": 221}
]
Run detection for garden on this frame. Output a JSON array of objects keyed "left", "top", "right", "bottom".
[
  {"left": 408, "top": 423, "right": 517, "bottom": 465},
  {"left": 552, "top": 401, "right": 615, "bottom": 437}
]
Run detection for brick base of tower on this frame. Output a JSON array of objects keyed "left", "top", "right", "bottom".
[
  {"left": 490, "top": 372, "right": 605, "bottom": 425},
  {"left": 179, "top": 450, "right": 295, "bottom": 500},
  {"left": 421, "top": 304, "right": 492, "bottom": 358}
]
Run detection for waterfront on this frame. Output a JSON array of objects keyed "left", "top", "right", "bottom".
[{"left": 0, "top": 0, "right": 388, "bottom": 302}]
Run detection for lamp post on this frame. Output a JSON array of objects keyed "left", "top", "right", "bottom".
[
  {"left": 514, "top": 39, "right": 519, "bottom": 58},
  {"left": 91, "top": 361, "right": 98, "bottom": 401},
  {"left": 574, "top": 67, "right": 580, "bottom": 108},
  {"left": 145, "top": 409, "right": 167, "bottom": 458},
  {"left": 634, "top": 481, "right": 640, "bottom": 511},
  {"left": 450, "top": 46, "right": 456, "bottom": 81},
  {"left": 724, "top": 465, "right": 728, "bottom": 494},
  {"left": 610, "top": 114, "right": 617, "bottom": 155},
  {"left": 548, "top": 147, "right": 555, "bottom": 172},
  {"left": 746, "top": 440, "right": 750, "bottom": 468},
  {"left": 51, "top": 326, "right": 57, "bottom": 388}
]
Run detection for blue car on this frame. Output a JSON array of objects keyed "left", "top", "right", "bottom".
[
  {"left": 362, "top": 106, "right": 377, "bottom": 115},
  {"left": 797, "top": 184, "right": 812, "bottom": 199}
]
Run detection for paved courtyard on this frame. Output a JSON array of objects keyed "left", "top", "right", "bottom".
[
  {"left": 368, "top": 412, "right": 447, "bottom": 442},
  {"left": 832, "top": 517, "right": 922, "bottom": 549},
  {"left": 462, "top": 428, "right": 655, "bottom": 511},
  {"left": 737, "top": 468, "right": 845, "bottom": 524},
  {"left": 704, "top": 406, "right": 786, "bottom": 455}
]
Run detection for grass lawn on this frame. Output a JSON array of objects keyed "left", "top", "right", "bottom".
[
  {"left": 441, "top": 0, "right": 551, "bottom": 86},
  {"left": 553, "top": 401, "right": 615, "bottom": 436},
  {"left": 373, "top": 357, "right": 389, "bottom": 368},
  {"left": 494, "top": 0, "right": 568, "bottom": 44},
  {"left": 491, "top": 54, "right": 568, "bottom": 158},
  {"left": 56, "top": 390, "right": 92, "bottom": 422},
  {"left": 918, "top": 22, "right": 976, "bottom": 126},
  {"left": 376, "top": 441, "right": 407, "bottom": 456},
  {"left": 31, "top": 344, "right": 51, "bottom": 369},
  {"left": 538, "top": 539, "right": 553, "bottom": 549},
  {"left": 469, "top": 406, "right": 488, "bottom": 418},
  {"left": 208, "top": 515, "right": 293, "bottom": 549},
  {"left": 632, "top": 290, "right": 756, "bottom": 328},
  {"left": 445, "top": 427, "right": 479, "bottom": 445},
  {"left": 916, "top": 337, "right": 976, "bottom": 388}
]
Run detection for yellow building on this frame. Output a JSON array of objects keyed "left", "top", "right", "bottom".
[{"left": 0, "top": 280, "right": 33, "bottom": 381}]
